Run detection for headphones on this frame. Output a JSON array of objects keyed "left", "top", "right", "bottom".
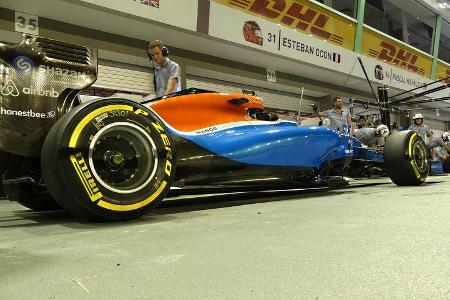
[{"left": 147, "top": 40, "right": 169, "bottom": 61}]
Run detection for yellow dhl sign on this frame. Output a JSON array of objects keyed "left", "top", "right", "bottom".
[
  {"left": 436, "top": 61, "right": 450, "bottom": 84},
  {"left": 213, "top": 0, "right": 356, "bottom": 50},
  {"left": 362, "top": 27, "right": 432, "bottom": 78}
]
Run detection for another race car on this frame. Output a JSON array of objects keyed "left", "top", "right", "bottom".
[{"left": 0, "top": 36, "right": 429, "bottom": 220}]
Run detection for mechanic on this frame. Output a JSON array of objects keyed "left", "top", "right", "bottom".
[
  {"left": 354, "top": 125, "right": 390, "bottom": 148},
  {"left": 315, "top": 96, "right": 353, "bottom": 133},
  {"left": 408, "top": 113, "right": 433, "bottom": 145},
  {"left": 430, "top": 132, "right": 450, "bottom": 161},
  {"left": 147, "top": 40, "right": 181, "bottom": 97},
  {"left": 391, "top": 121, "right": 400, "bottom": 132}
]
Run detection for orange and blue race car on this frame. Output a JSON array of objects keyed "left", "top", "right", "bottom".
[{"left": 0, "top": 36, "right": 430, "bottom": 221}]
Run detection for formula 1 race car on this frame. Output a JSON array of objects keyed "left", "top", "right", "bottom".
[{"left": 0, "top": 36, "right": 429, "bottom": 220}]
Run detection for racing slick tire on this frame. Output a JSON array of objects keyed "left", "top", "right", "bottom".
[
  {"left": 384, "top": 130, "right": 429, "bottom": 186},
  {"left": 443, "top": 158, "right": 450, "bottom": 174},
  {"left": 41, "top": 98, "right": 176, "bottom": 221}
]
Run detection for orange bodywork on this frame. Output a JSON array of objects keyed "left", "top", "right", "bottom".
[{"left": 146, "top": 93, "right": 264, "bottom": 132}]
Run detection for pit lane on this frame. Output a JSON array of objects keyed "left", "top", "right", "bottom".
[{"left": 1, "top": 176, "right": 450, "bottom": 299}]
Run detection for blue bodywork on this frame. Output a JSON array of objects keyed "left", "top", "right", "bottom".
[{"left": 168, "top": 121, "right": 383, "bottom": 169}]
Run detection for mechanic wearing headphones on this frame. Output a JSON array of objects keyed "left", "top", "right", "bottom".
[
  {"left": 315, "top": 96, "right": 353, "bottom": 133},
  {"left": 430, "top": 132, "right": 450, "bottom": 161},
  {"left": 408, "top": 113, "right": 433, "bottom": 145},
  {"left": 147, "top": 40, "right": 181, "bottom": 97},
  {"left": 355, "top": 125, "right": 390, "bottom": 148}
]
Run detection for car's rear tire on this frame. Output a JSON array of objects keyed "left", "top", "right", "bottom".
[
  {"left": 42, "top": 98, "right": 176, "bottom": 221},
  {"left": 384, "top": 130, "right": 429, "bottom": 186}
]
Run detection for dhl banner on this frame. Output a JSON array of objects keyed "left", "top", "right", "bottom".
[
  {"left": 436, "top": 61, "right": 450, "bottom": 84},
  {"left": 362, "top": 27, "right": 432, "bottom": 78},
  {"left": 209, "top": 1, "right": 358, "bottom": 76},
  {"left": 211, "top": 0, "right": 356, "bottom": 50}
]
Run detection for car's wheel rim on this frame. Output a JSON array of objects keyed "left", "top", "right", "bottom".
[
  {"left": 88, "top": 122, "right": 158, "bottom": 194},
  {"left": 412, "top": 141, "right": 427, "bottom": 173}
]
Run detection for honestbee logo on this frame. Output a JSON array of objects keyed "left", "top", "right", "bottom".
[
  {"left": 368, "top": 41, "right": 425, "bottom": 75},
  {"left": 12, "top": 56, "right": 35, "bottom": 75},
  {"left": 228, "top": 0, "right": 344, "bottom": 45}
]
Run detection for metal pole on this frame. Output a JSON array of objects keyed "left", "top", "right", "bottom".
[
  {"left": 297, "top": 87, "right": 304, "bottom": 124},
  {"left": 354, "top": 0, "right": 366, "bottom": 53},
  {"left": 378, "top": 86, "right": 390, "bottom": 126}
]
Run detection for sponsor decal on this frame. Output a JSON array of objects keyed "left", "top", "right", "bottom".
[
  {"left": 374, "top": 65, "right": 383, "bottom": 80},
  {"left": 0, "top": 106, "right": 56, "bottom": 119},
  {"left": 436, "top": 63, "right": 450, "bottom": 84},
  {"left": 215, "top": 0, "right": 355, "bottom": 49},
  {"left": 363, "top": 28, "right": 432, "bottom": 77},
  {"left": 22, "top": 86, "right": 59, "bottom": 98},
  {"left": 37, "top": 65, "right": 89, "bottom": 79},
  {"left": 12, "top": 56, "right": 35, "bottom": 75},
  {"left": 1, "top": 78, "right": 20, "bottom": 97},
  {"left": 1, "top": 78, "right": 59, "bottom": 98},
  {"left": 368, "top": 41, "right": 425, "bottom": 75},
  {"left": 70, "top": 152, "right": 104, "bottom": 202},
  {"left": 243, "top": 21, "right": 263, "bottom": 45}
]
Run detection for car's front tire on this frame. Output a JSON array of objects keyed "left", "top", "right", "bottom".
[
  {"left": 384, "top": 130, "right": 429, "bottom": 186},
  {"left": 42, "top": 98, "right": 175, "bottom": 221}
]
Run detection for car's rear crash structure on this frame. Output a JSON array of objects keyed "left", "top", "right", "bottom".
[{"left": 0, "top": 36, "right": 431, "bottom": 220}]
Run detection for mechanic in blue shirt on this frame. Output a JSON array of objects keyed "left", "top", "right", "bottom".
[
  {"left": 355, "top": 125, "right": 390, "bottom": 148},
  {"left": 315, "top": 97, "right": 353, "bottom": 133},
  {"left": 147, "top": 40, "right": 181, "bottom": 97}
]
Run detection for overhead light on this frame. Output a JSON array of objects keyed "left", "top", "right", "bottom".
[{"left": 439, "top": 3, "right": 449, "bottom": 8}]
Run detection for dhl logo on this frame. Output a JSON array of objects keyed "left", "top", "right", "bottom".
[
  {"left": 368, "top": 41, "right": 425, "bottom": 76},
  {"left": 227, "top": 0, "right": 344, "bottom": 46},
  {"left": 438, "top": 70, "right": 450, "bottom": 84}
]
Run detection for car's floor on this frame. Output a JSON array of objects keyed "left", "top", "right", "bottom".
[{"left": 1, "top": 176, "right": 450, "bottom": 299}]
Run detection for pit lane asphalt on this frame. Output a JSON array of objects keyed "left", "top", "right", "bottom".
[{"left": 1, "top": 176, "right": 450, "bottom": 299}]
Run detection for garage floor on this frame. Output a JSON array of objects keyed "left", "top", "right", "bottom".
[{"left": 1, "top": 176, "right": 450, "bottom": 299}]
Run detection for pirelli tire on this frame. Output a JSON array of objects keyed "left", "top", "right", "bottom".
[
  {"left": 41, "top": 98, "right": 176, "bottom": 221},
  {"left": 384, "top": 130, "right": 429, "bottom": 186}
]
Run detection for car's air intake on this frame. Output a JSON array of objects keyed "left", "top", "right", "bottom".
[{"left": 36, "top": 37, "right": 90, "bottom": 65}]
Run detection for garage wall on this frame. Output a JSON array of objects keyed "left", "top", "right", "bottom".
[
  {"left": 187, "top": 75, "right": 317, "bottom": 112},
  {"left": 425, "top": 118, "right": 446, "bottom": 132},
  {"left": 94, "top": 61, "right": 153, "bottom": 94}
]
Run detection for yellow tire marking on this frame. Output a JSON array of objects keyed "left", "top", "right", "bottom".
[
  {"left": 69, "top": 105, "right": 133, "bottom": 148},
  {"left": 97, "top": 180, "right": 167, "bottom": 211},
  {"left": 408, "top": 133, "right": 421, "bottom": 179},
  {"left": 70, "top": 155, "right": 97, "bottom": 201}
]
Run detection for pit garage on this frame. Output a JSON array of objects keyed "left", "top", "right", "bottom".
[{"left": 1, "top": 0, "right": 450, "bottom": 298}]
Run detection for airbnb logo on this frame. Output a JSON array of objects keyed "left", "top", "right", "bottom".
[
  {"left": 369, "top": 41, "right": 425, "bottom": 75},
  {"left": 228, "top": 0, "right": 344, "bottom": 45}
]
